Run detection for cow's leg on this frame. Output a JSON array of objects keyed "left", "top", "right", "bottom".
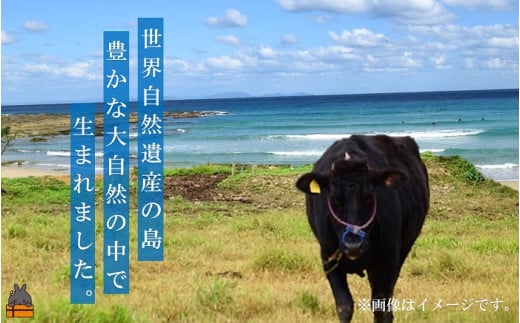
[
  {"left": 367, "top": 265, "right": 400, "bottom": 323},
  {"left": 322, "top": 247, "right": 353, "bottom": 322},
  {"left": 326, "top": 268, "right": 354, "bottom": 323}
]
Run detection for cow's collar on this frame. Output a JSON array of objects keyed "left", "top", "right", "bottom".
[{"left": 326, "top": 194, "right": 377, "bottom": 241}]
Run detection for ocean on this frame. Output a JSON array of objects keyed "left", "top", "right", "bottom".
[{"left": 2, "top": 89, "right": 519, "bottom": 181}]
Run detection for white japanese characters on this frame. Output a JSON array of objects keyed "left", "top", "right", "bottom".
[
  {"left": 103, "top": 32, "right": 130, "bottom": 294},
  {"left": 71, "top": 19, "right": 165, "bottom": 304},
  {"left": 138, "top": 18, "right": 164, "bottom": 262},
  {"left": 70, "top": 103, "right": 96, "bottom": 304}
]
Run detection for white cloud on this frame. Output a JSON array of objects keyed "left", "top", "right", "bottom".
[
  {"left": 22, "top": 63, "right": 52, "bottom": 74},
  {"left": 310, "top": 45, "right": 360, "bottom": 63},
  {"left": 406, "top": 22, "right": 518, "bottom": 72},
  {"left": 487, "top": 36, "right": 519, "bottom": 48},
  {"left": 277, "top": 0, "right": 454, "bottom": 24},
  {"left": 165, "top": 58, "right": 207, "bottom": 76},
  {"left": 289, "top": 50, "right": 314, "bottom": 61},
  {"left": 10, "top": 17, "right": 508, "bottom": 101},
  {"left": 281, "top": 33, "right": 298, "bottom": 45},
  {"left": 50, "top": 19, "right": 519, "bottom": 95},
  {"left": 206, "top": 9, "right": 248, "bottom": 28},
  {"left": 429, "top": 54, "right": 451, "bottom": 69},
  {"left": 23, "top": 20, "right": 48, "bottom": 32},
  {"left": 165, "top": 58, "right": 189, "bottom": 71},
  {"left": 408, "top": 23, "right": 518, "bottom": 41},
  {"left": 1, "top": 55, "right": 23, "bottom": 83},
  {"left": 362, "top": 50, "right": 423, "bottom": 72},
  {"left": 62, "top": 61, "right": 98, "bottom": 79},
  {"left": 22, "top": 53, "right": 63, "bottom": 64},
  {"left": 441, "top": 0, "right": 515, "bottom": 10},
  {"left": 277, "top": 0, "right": 369, "bottom": 13},
  {"left": 2, "top": 53, "right": 100, "bottom": 85},
  {"left": 463, "top": 57, "right": 475, "bottom": 68},
  {"left": 329, "top": 28, "right": 389, "bottom": 47},
  {"left": 215, "top": 35, "right": 241, "bottom": 46},
  {"left": 403, "top": 52, "right": 422, "bottom": 67},
  {"left": 378, "top": 1, "right": 455, "bottom": 24},
  {"left": 206, "top": 56, "right": 243, "bottom": 69},
  {"left": 1, "top": 30, "right": 16, "bottom": 44},
  {"left": 236, "top": 50, "right": 259, "bottom": 66},
  {"left": 484, "top": 57, "right": 507, "bottom": 69},
  {"left": 258, "top": 46, "right": 277, "bottom": 59},
  {"left": 20, "top": 60, "right": 100, "bottom": 80},
  {"left": 309, "top": 14, "right": 335, "bottom": 24}
]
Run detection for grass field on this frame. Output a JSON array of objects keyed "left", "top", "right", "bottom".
[{"left": 1, "top": 154, "right": 518, "bottom": 322}]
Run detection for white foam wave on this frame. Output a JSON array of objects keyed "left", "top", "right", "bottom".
[
  {"left": 36, "top": 163, "right": 70, "bottom": 169},
  {"left": 271, "top": 148, "right": 446, "bottom": 157},
  {"left": 269, "top": 134, "right": 350, "bottom": 141},
  {"left": 269, "top": 150, "right": 324, "bottom": 157},
  {"left": 18, "top": 149, "right": 41, "bottom": 153},
  {"left": 47, "top": 150, "right": 104, "bottom": 157},
  {"left": 47, "top": 151, "right": 70, "bottom": 157},
  {"left": 420, "top": 148, "right": 446, "bottom": 153},
  {"left": 476, "top": 163, "right": 519, "bottom": 170},
  {"left": 380, "top": 129, "right": 484, "bottom": 139},
  {"left": 268, "top": 129, "right": 483, "bottom": 141},
  {"left": 200, "top": 110, "right": 229, "bottom": 116}
]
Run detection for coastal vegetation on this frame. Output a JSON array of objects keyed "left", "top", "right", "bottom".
[
  {"left": 1, "top": 154, "right": 518, "bottom": 322},
  {"left": 1, "top": 126, "right": 16, "bottom": 154}
]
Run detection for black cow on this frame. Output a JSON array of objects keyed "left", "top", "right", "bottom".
[{"left": 296, "top": 135, "right": 429, "bottom": 323}]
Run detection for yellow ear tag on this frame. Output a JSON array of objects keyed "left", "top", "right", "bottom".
[{"left": 309, "top": 179, "right": 321, "bottom": 194}]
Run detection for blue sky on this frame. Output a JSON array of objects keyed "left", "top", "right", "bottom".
[{"left": 2, "top": 0, "right": 518, "bottom": 105}]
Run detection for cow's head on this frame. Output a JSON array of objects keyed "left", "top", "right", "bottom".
[{"left": 296, "top": 154, "right": 406, "bottom": 260}]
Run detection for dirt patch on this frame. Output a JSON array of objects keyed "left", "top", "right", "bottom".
[{"left": 163, "top": 174, "right": 251, "bottom": 203}]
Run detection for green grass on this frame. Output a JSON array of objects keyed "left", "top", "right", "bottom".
[
  {"left": 1, "top": 155, "right": 518, "bottom": 322},
  {"left": 163, "top": 164, "right": 233, "bottom": 176},
  {"left": 36, "top": 300, "right": 139, "bottom": 323},
  {"left": 253, "top": 249, "right": 316, "bottom": 273}
]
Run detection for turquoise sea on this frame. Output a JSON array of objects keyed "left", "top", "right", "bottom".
[{"left": 2, "top": 89, "right": 518, "bottom": 181}]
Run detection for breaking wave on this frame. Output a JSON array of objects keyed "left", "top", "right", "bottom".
[
  {"left": 269, "top": 150, "right": 324, "bottom": 157},
  {"left": 267, "top": 129, "right": 484, "bottom": 141},
  {"left": 47, "top": 150, "right": 104, "bottom": 157},
  {"left": 476, "top": 163, "right": 519, "bottom": 170}
]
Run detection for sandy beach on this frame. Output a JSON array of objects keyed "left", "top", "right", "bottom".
[
  {"left": 1, "top": 165, "right": 69, "bottom": 178},
  {"left": 498, "top": 180, "right": 519, "bottom": 190}
]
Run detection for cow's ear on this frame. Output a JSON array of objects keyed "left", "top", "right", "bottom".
[
  {"left": 369, "top": 169, "right": 407, "bottom": 189},
  {"left": 296, "top": 173, "right": 328, "bottom": 195}
]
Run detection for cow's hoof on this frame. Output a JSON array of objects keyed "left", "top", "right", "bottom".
[{"left": 336, "top": 305, "right": 353, "bottom": 323}]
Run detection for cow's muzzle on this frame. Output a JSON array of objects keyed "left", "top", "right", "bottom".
[
  {"left": 327, "top": 195, "right": 377, "bottom": 256},
  {"left": 342, "top": 227, "right": 365, "bottom": 259}
]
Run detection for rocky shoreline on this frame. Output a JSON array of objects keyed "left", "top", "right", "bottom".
[{"left": 1, "top": 111, "right": 214, "bottom": 139}]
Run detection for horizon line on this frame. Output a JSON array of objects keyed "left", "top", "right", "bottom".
[{"left": 2, "top": 87, "right": 518, "bottom": 107}]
